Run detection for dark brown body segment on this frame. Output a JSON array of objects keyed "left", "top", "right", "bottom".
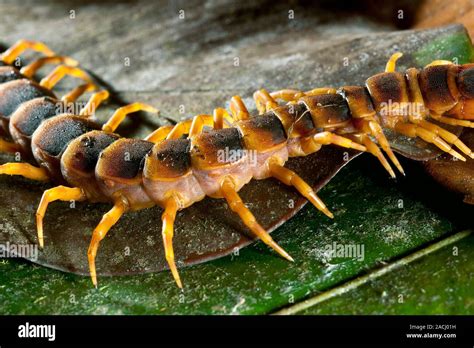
[
  {"left": 31, "top": 114, "right": 100, "bottom": 182},
  {"left": 0, "top": 66, "right": 24, "bottom": 84},
  {"left": 191, "top": 127, "right": 244, "bottom": 168},
  {"left": 0, "top": 79, "right": 54, "bottom": 132},
  {"left": 96, "top": 138, "right": 154, "bottom": 181},
  {"left": 237, "top": 113, "right": 286, "bottom": 151},
  {"left": 9, "top": 97, "right": 61, "bottom": 157},
  {"left": 146, "top": 138, "right": 191, "bottom": 179},
  {"left": 272, "top": 103, "right": 315, "bottom": 138},
  {"left": 447, "top": 63, "right": 474, "bottom": 120},
  {"left": 299, "top": 94, "right": 351, "bottom": 129},
  {"left": 61, "top": 130, "right": 120, "bottom": 202},
  {"left": 366, "top": 72, "right": 409, "bottom": 112},
  {"left": 419, "top": 65, "right": 459, "bottom": 114},
  {"left": 338, "top": 86, "right": 376, "bottom": 118}
]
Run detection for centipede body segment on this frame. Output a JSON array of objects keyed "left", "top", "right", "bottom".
[{"left": 0, "top": 40, "right": 473, "bottom": 288}]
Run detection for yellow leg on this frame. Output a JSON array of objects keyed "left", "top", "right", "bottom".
[
  {"left": 426, "top": 60, "right": 453, "bottom": 67},
  {"left": 394, "top": 122, "right": 466, "bottom": 161},
  {"left": 270, "top": 89, "right": 305, "bottom": 102},
  {"left": 418, "top": 120, "right": 474, "bottom": 159},
  {"left": 220, "top": 176, "right": 294, "bottom": 262},
  {"left": 360, "top": 118, "right": 405, "bottom": 175},
  {"left": 359, "top": 135, "right": 396, "bottom": 178},
  {"left": 229, "top": 95, "right": 250, "bottom": 121},
  {"left": 268, "top": 160, "right": 333, "bottom": 218},
  {"left": 270, "top": 88, "right": 336, "bottom": 103},
  {"left": 39, "top": 65, "right": 94, "bottom": 90},
  {"left": 161, "top": 194, "right": 183, "bottom": 288},
  {"left": 36, "top": 186, "right": 85, "bottom": 248},
  {"left": 213, "top": 108, "right": 226, "bottom": 129},
  {"left": 313, "top": 131, "right": 367, "bottom": 152},
  {"left": 102, "top": 103, "right": 159, "bottom": 133},
  {"left": 61, "top": 83, "right": 98, "bottom": 104},
  {"left": 144, "top": 125, "right": 175, "bottom": 143},
  {"left": 253, "top": 89, "right": 279, "bottom": 113},
  {"left": 79, "top": 90, "right": 110, "bottom": 116},
  {"left": 88, "top": 199, "right": 128, "bottom": 287},
  {"left": 167, "top": 115, "right": 214, "bottom": 140},
  {"left": 189, "top": 114, "right": 213, "bottom": 136},
  {"left": 0, "top": 138, "right": 21, "bottom": 153},
  {"left": 20, "top": 56, "right": 79, "bottom": 78},
  {"left": 0, "top": 162, "right": 49, "bottom": 181},
  {"left": 385, "top": 52, "right": 403, "bottom": 72},
  {"left": 1, "top": 39, "right": 55, "bottom": 65},
  {"left": 430, "top": 114, "right": 474, "bottom": 128}
]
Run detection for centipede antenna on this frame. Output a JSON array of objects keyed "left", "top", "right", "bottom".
[
  {"left": 88, "top": 199, "right": 127, "bottom": 287},
  {"left": 220, "top": 176, "right": 294, "bottom": 262},
  {"left": 161, "top": 194, "right": 183, "bottom": 288},
  {"left": 269, "top": 161, "right": 334, "bottom": 218},
  {"left": 102, "top": 102, "right": 159, "bottom": 133},
  {"left": 20, "top": 56, "right": 79, "bottom": 78},
  {"left": 0, "top": 39, "right": 55, "bottom": 65},
  {"left": 36, "top": 186, "right": 85, "bottom": 248}
]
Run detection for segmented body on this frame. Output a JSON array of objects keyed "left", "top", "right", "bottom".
[{"left": 1, "top": 41, "right": 474, "bottom": 288}]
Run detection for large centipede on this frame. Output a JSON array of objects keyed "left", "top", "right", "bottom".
[{"left": 0, "top": 41, "right": 473, "bottom": 288}]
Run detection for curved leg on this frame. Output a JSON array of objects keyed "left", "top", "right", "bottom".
[
  {"left": 36, "top": 186, "right": 85, "bottom": 248},
  {"left": 313, "top": 131, "right": 367, "bottom": 152},
  {"left": 0, "top": 162, "right": 49, "bottom": 181},
  {"left": 358, "top": 134, "right": 396, "bottom": 178},
  {"left": 268, "top": 160, "right": 333, "bottom": 218},
  {"left": 189, "top": 114, "right": 214, "bottom": 136},
  {"left": 20, "top": 56, "right": 79, "bottom": 78},
  {"left": 102, "top": 103, "right": 159, "bottom": 133},
  {"left": 418, "top": 120, "right": 473, "bottom": 158},
  {"left": 385, "top": 52, "right": 403, "bottom": 72},
  {"left": 0, "top": 139, "right": 21, "bottom": 153},
  {"left": 145, "top": 125, "right": 174, "bottom": 143},
  {"left": 229, "top": 95, "right": 250, "bottom": 121},
  {"left": 88, "top": 199, "right": 128, "bottom": 287},
  {"left": 80, "top": 90, "right": 110, "bottom": 116},
  {"left": 61, "top": 83, "right": 98, "bottom": 104},
  {"left": 253, "top": 89, "right": 278, "bottom": 114},
  {"left": 40, "top": 65, "right": 95, "bottom": 90},
  {"left": 1, "top": 39, "right": 55, "bottom": 65},
  {"left": 167, "top": 115, "right": 214, "bottom": 139},
  {"left": 430, "top": 114, "right": 474, "bottom": 128},
  {"left": 161, "top": 194, "right": 183, "bottom": 288},
  {"left": 220, "top": 176, "right": 293, "bottom": 262},
  {"left": 359, "top": 118, "right": 405, "bottom": 175},
  {"left": 394, "top": 122, "right": 466, "bottom": 161}
]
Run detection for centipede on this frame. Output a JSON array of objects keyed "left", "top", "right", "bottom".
[{"left": 0, "top": 40, "right": 473, "bottom": 288}]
